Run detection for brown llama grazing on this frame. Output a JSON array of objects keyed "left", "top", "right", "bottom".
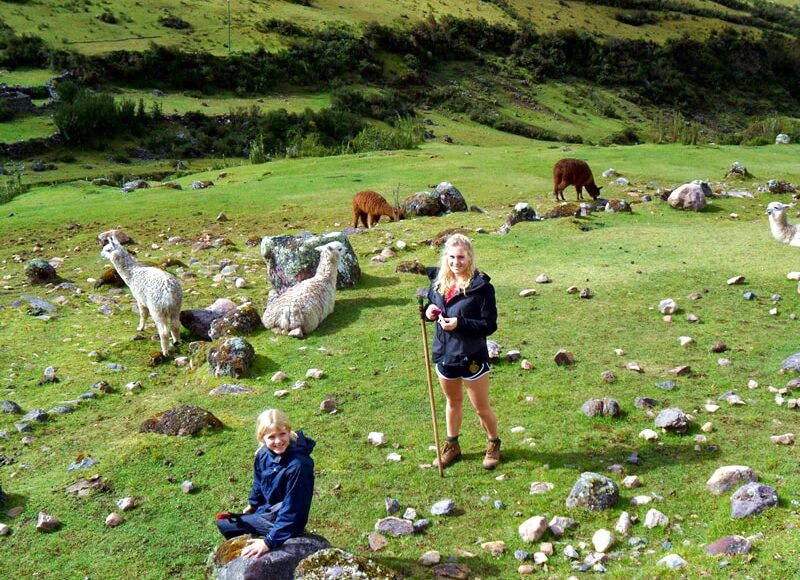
[
  {"left": 552, "top": 158, "right": 602, "bottom": 201},
  {"left": 352, "top": 190, "right": 404, "bottom": 228}
]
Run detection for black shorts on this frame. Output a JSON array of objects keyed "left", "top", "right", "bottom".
[{"left": 435, "top": 360, "right": 491, "bottom": 381}]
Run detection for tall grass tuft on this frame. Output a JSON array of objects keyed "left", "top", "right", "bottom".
[
  {"left": 0, "top": 171, "right": 29, "bottom": 205},
  {"left": 248, "top": 133, "right": 269, "bottom": 164}
]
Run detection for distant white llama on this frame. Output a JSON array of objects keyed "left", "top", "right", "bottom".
[
  {"left": 100, "top": 236, "right": 183, "bottom": 355},
  {"left": 261, "top": 241, "right": 346, "bottom": 338},
  {"left": 766, "top": 202, "right": 800, "bottom": 247}
]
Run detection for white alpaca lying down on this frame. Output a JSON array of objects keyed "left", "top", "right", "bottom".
[
  {"left": 261, "top": 241, "right": 346, "bottom": 338},
  {"left": 100, "top": 235, "right": 183, "bottom": 355},
  {"left": 766, "top": 202, "right": 800, "bottom": 247}
]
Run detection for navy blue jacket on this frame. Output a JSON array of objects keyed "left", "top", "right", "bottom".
[
  {"left": 426, "top": 267, "right": 498, "bottom": 365},
  {"left": 248, "top": 431, "right": 315, "bottom": 549}
]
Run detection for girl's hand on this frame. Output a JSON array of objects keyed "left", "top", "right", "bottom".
[
  {"left": 242, "top": 505, "right": 255, "bottom": 514},
  {"left": 241, "top": 538, "right": 270, "bottom": 559},
  {"left": 425, "top": 305, "right": 442, "bottom": 320},
  {"left": 438, "top": 316, "right": 458, "bottom": 331}
]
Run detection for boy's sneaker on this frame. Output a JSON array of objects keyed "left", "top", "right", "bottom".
[
  {"left": 482, "top": 439, "right": 501, "bottom": 470},
  {"left": 433, "top": 441, "right": 462, "bottom": 468}
]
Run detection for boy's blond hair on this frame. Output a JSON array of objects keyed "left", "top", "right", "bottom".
[
  {"left": 433, "top": 233, "right": 476, "bottom": 296},
  {"left": 256, "top": 409, "right": 298, "bottom": 450}
]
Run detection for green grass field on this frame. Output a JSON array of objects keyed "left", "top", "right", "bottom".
[{"left": 1, "top": 138, "right": 799, "bottom": 578}]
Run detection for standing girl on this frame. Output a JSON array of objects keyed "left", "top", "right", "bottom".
[
  {"left": 216, "top": 409, "right": 315, "bottom": 558},
  {"left": 425, "top": 234, "right": 501, "bottom": 470}
]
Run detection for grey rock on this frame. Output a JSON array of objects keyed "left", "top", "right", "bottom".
[
  {"left": 581, "top": 398, "right": 621, "bottom": 418},
  {"left": 374, "top": 516, "right": 414, "bottom": 536},
  {"left": 25, "top": 259, "right": 57, "bottom": 284},
  {"left": 385, "top": 497, "right": 400, "bottom": 515},
  {"left": 1, "top": 400, "right": 22, "bottom": 414},
  {"left": 68, "top": 456, "right": 99, "bottom": 472},
  {"left": 208, "top": 337, "right": 255, "bottom": 379},
  {"left": 181, "top": 480, "right": 195, "bottom": 494},
  {"left": 634, "top": 397, "right": 658, "bottom": 409},
  {"left": 656, "top": 381, "right": 676, "bottom": 390},
  {"left": 705, "top": 535, "right": 752, "bottom": 556},
  {"left": 654, "top": 408, "right": 690, "bottom": 433},
  {"left": 22, "top": 408, "right": 48, "bottom": 423},
  {"left": 14, "top": 422, "right": 31, "bottom": 433},
  {"left": 48, "top": 405, "right": 75, "bottom": 415},
  {"left": 434, "top": 182, "right": 468, "bottom": 213},
  {"left": 431, "top": 499, "right": 455, "bottom": 515},
  {"left": 658, "top": 553, "right": 687, "bottom": 569},
  {"left": 504, "top": 202, "right": 538, "bottom": 228},
  {"left": 402, "top": 191, "right": 442, "bottom": 217},
  {"left": 36, "top": 512, "right": 60, "bottom": 532},
  {"left": 743, "top": 291, "right": 756, "bottom": 301},
  {"left": 730, "top": 482, "right": 778, "bottom": 519},
  {"left": 780, "top": 352, "right": 800, "bottom": 371},
  {"left": 514, "top": 549, "right": 529, "bottom": 561},
  {"left": 412, "top": 518, "right": 431, "bottom": 532},
  {"left": 565, "top": 472, "right": 619, "bottom": 511},
  {"left": 208, "top": 384, "right": 254, "bottom": 396},
  {"left": 210, "top": 534, "right": 332, "bottom": 580},
  {"left": 667, "top": 183, "right": 706, "bottom": 211}
]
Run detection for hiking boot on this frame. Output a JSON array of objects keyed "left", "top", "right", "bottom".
[
  {"left": 433, "top": 441, "right": 462, "bottom": 468},
  {"left": 482, "top": 439, "right": 501, "bottom": 470}
]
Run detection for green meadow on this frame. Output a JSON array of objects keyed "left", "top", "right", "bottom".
[{"left": 2, "top": 138, "right": 800, "bottom": 578}]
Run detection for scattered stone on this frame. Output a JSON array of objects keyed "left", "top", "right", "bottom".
[
  {"left": 419, "top": 551, "right": 441, "bottom": 566},
  {"left": 644, "top": 509, "right": 669, "bottom": 529},
  {"left": 731, "top": 482, "right": 778, "bottom": 519},
  {"left": 64, "top": 475, "right": 109, "bottom": 496},
  {"left": 701, "top": 422, "right": 714, "bottom": 433},
  {"left": 518, "top": 564, "right": 535, "bottom": 574},
  {"left": 615, "top": 511, "right": 632, "bottom": 535},
  {"left": 592, "top": 529, "right": 615, "bottom": 552},
  {"left": 530, "top": 481, "right": 555, "bottom": 495},
  {"left": 548, "top": 515, "right": 577, "bottom": 537},
  {"left": 431, "top": 499, "right": 455, "bottom": 516},
  {"left": 386, "top": 452, "right": 402, "bottom": 462},
  {"left": 375, "top": 516, "right": 413, "bottom": 536},
  {"left": 0, "top": 523, "right": 8, "bottom": 536},
  {"left": 657, "top": 554, "right": 687, "bottom": 569},
  {"left": 68, "top": 456, "right": 99, "bottom": 472},
  {"left": 402, "top": 507, "right": 417, "bottom": 520},
  {"left": 711, "top": 342, "right": 728, "bottom": 353},
  {"left": 639, "top": 429, "right": 659, "bottom": 441},
  {"left": 181, "top": 480, "right": 196, "bottom": 494},
  {"left": 481, "top": 540, "right": 506, "bottom": 556},
  {"left": 554, "top": 349, "right": 575, "bottom": 366},
  {"left": 626, "top": 361, "right": 643, "bottom": 373},
  {"left": 25, "top": 259, "right": 57, "bottom": 284},
  {"left": 535, "top": 273, "right": 551, "bottom": 284},
  {"left": 208, "top": 384, "right": 254, "bottom": 396},
  {"left": 368, "top": 432, "right": 386, "bottom": 446},
  {"left": 634, "top": 397, "right": 658, "bottom": 409},
  {"left": 36, "top": 512, "right": 60, "bottom": 532},
  {"left": 622, "top": 475, "right": 641, "bottom": 488},
  {"left": 668, "top": 365, "right": 691, "bottom": 376},
  {"left": 1, "top": 400, "right": 22, "bottom": 414},
  {"left": 506, "top": 349, "right": 521, "bottom": 362},
  {"left": 105, "top": 512, "right": 123, "bottom": 527},
  {"left": 743, "top": 291, "right": 756, "bottom": 301},
  {"left": 630, "top": 495, "right": 652, "bottom": 506},
  {"left": 519, "top": 289, "right": 537, "bottom": 297},
  {"left": 705, "top": 535, "right": 752, "bottom": 556},
  {"left": 412, "top": 519, "right": 431, "bottom": 533},
  {"left": 686, "top": 313, "right": 699, "bottom": 322},
  {"left": 520, "top": 359, "right": 534, "bottom": 370},
  {"left": 601, "top": 370, "right": 616, "bottom": 383},
  {"left": 565, "top": 472, "right": 619, "bottom": 511},
  {"left": 668, "top": 183, "right": 707, "bottom": 211},
  {"left": 679, "top": 336, "right": 693, "bottom": 346},
  {"left": 139, "top": 405, "right": 223, "bottom": 436},
  {"left": 581, "top": 398, "right": 621, "bottom": 418},
  {"left": 770, "top": 433, "right": 794, "bottom": 445},
  {"left": 655, "top": 408, "right": 690, "bottom": 433},
  {"left": 656, "top": 381, "right": 675, "bottom": 390},
  {"left": 707, "top": 466, "right": 757, "bottom": 495},
  {"left": 117, "top": 497, "right": 136, "bottom": 511},
  {"left": 305, "top": 368, "right": 324, "bottom": 379},
  {"left": 658, "top": 299, "right": 677, "bottom": 314},
  {"left": 368, "top": 531, "right": 388, "bottom": 551},
  {"left": 519, "top": 516, "right": 548, "bottom": 542}
]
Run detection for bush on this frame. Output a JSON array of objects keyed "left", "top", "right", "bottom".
[
  {"left": 0, "top": 100, "right": 15, "bottom": 122},
  {"left": 0, "top": 171, "right": 29, "bottom": 205},
  {"left": 249, "top": 133, "right": 269, "bottom": 164},
  {"left": 98, "top": 12, "right": 117, "bottom": 24}
]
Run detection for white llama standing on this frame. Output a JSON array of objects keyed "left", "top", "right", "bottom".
[
  {"left": 766, "top": 202, "right": 800, "bottom": 247},
  {"left": 100, "top": 236, "right": 183, "bottom": 355},
  {"left": 261, "top": 241, "right": 346, "bottom": 338}
]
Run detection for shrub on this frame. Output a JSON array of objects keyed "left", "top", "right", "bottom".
[
  {"left": 159, "top": 16, "right": 191, "bottom": 30},
  {"left": 98, "top": 12, "right": 117, "bottom": 24},
  {"left": 249, "top": 133, "right": 269, "bottom": 164},
  {"left": 0, "top": 171, "right": 29, "bottom": 205}
]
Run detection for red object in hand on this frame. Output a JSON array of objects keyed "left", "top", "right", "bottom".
[
  {"left": 430, "top": 306, "right": 442, "bottom": 317},
  {"left": 216, "top": 512, "right": 232, "bottom": 520}
]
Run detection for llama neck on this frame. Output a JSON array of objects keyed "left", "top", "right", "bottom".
[
  {"left": 770, "top": 213, "right": 793, "bottom": 241},
  {"left": 315, "top": 253, "right": 340, "bottom": 282},
  {"left": 110, "top": 251, "right": 138, "bottom": 284}
]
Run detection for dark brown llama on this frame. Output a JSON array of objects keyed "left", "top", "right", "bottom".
[
  {"left": 552, "top": 158, "right": 602, "bottom": 201},
  {"left": 351, "top": 190, "right": 404, "bottom": 228}
]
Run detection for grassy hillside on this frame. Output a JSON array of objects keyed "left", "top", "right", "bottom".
[{"left": 1, "top": 139, "right": 800, "bottom": 577}]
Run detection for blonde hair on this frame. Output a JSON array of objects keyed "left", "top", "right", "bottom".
[
  {"left": 256, "top": 408, "right": 298, "bottom": 450},
  {"left": 433, "top": 233, "right": 476, "bottom": 296}
]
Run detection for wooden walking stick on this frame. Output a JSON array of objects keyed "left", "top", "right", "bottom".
[{"left": 417, "top": 288, "right": 444, "bottom": 477}]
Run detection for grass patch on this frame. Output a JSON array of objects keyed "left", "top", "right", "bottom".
[
  {"left": 0, "top": 113, "right": 57, "bottom": 143},
  {"left": 1, "top": 141, "right": 800, "bottom": 577}
]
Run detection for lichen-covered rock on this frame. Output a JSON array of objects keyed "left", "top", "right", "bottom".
[
  {"left": 730, "top": 482, "right": 777, "bottom": 519},
  {"left": 208, "top": 305, "right": 262, "bottom": 340},
  {"left": 139, "top": 405, "right": 223, "bottom": 436},
  {"left": 604, "top": 199, "right": 631, "bottom": 213},
  {"left": 208, "top": 337, "right": 255, "bottom": 378},
  {"left": 542, "top": 203, "right": 582, "bottom": 219},
  {"left": 565, "top": 472, "right": 619, "bottom": 511},
  {"left": 434, "top": 182, "right": 468, "bottom": 213},
  {"left": 505, "top": 202, "right": 538, "bottom": 228},
  {"left": 402, "top": 191, "right": 442, "bottom": 217},
  {"left": 294, "top": 548, "right": 401, "bottom": 580},
  {"left": 25, "top": 259, "right": 57, "bottom": 284},
  {"left": 209, "top": 534, "right": 331, "bottom": 580},
  {"left": 261, "top": 232, "right": 360, "bottom": 293}
]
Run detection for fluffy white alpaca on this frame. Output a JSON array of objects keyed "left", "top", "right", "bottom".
[
  {"left": 100, "top": 236, "right": 183, "bottom": 355},
  {"left": 261, "top": 241, "right": 346, "bottom": 338},
  {"left": 766, "top": 202, "right": 800, "bottom": 247}
]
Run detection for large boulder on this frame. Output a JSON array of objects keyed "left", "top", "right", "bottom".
[
  {"left": 667, "top": 183, "right": 707, "bottom": 211},
  {"left": 402, "top": 191, "right": 442, "bottom": 217},
  {"left": 180, "top": 298, "right": 238, "bottom": 340},
  {"left": 208, "top": 337, "right": 255, "bottom": 378},
  {"left": 434, "top": 182, "right": 467, "bottom": 213},
  {"left": 260, "top": 232, "right": 360, "bottom": 294},
  {"left": 565, "top": 472, "right": 619, "bottom": 510},
  {"left": 25, "top": 259, "right": 57, "bottom": 284},
  {"left": 294, "top": 548, "right": 401, "bottom": 579},
  {"left": 139, "top": 405, "right": 223, "bottom": 436},
  {"left": 209, "top": 534, "right": 331, "bottom": 580}
]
